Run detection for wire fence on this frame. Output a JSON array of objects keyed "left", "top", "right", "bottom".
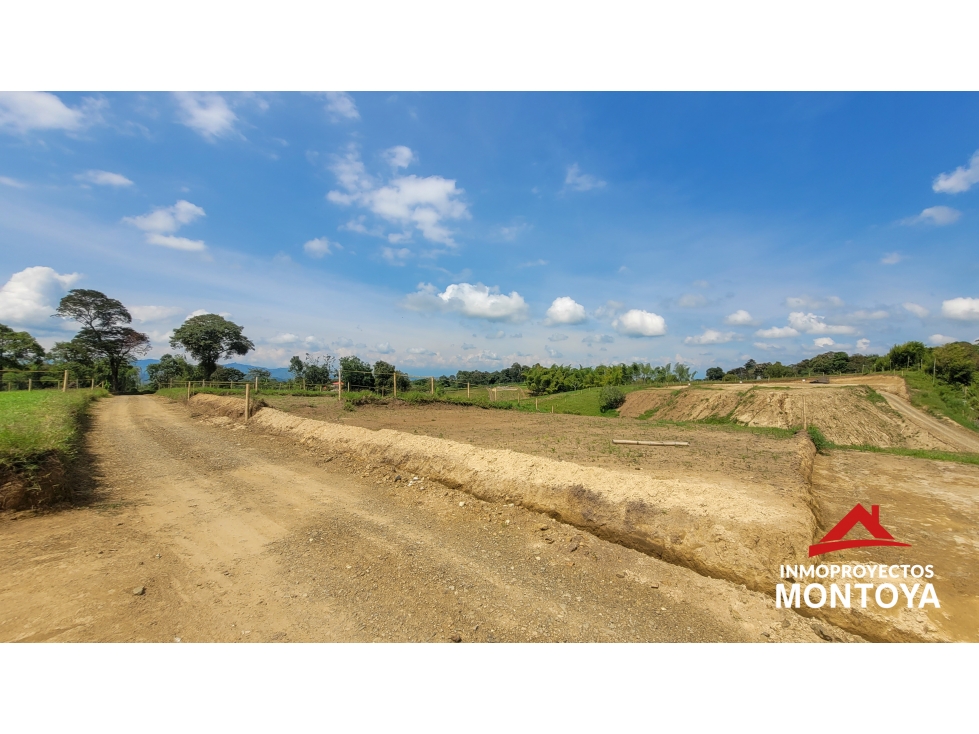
[{"left": 0, "top": 369, "right": 106, "bottom": 392}]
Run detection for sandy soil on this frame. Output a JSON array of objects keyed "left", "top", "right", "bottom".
[
  {"left": 0, "top": 395, "right": 841, "bottom": 643},
  {"left": 811, "top": 450, "right": 979, "bottom": 641},
  {"left": 618, "top": 379, "right": 975, "bottom": 451}
]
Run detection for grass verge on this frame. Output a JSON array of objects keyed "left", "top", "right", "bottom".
[
  {"left": 0, "top": 389, "right": 108, "bottom": 509},
  {"left": 903, "top": 370, "right": 979, "bottom": 433}
]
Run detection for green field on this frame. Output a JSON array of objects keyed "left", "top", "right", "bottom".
[
  {"left": 0, "top": 389, "right": 107, "bottom": 469},
  {"left": 903, "top": 370, "right": 979, "bottom": 432}
]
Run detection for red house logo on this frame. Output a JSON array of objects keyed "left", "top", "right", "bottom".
[{"left": 808, "top": 504, "right": 911, "bottom": 557}]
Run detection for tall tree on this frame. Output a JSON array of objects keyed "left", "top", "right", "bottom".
[
  {"left": 169, "top": 314, "right": 254, "bottom": 380},
  {"left": 54, "top": 289, "right": 150, "bottom": 392},
  {"left": 0, "top": 323, "right": 45, "bottom": 369}
]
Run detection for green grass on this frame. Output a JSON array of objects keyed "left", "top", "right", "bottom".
[
  {"left": 807, "top": 425, "right": 831, "bottom": 452},
  {"left": 0, "top": 389, "right": 107, "bottom": 470},
  {"left": 903, "top": 370, "right": 978, "bottom": 432},
  {"left": 639, "top": 417, "right": 801, "bottom": 439},
  {"left": 827, "top": 443, "right": 979, "bottom": 467},
  {"left": 864, "top": 387, "right": 888, "bottom": 406}
]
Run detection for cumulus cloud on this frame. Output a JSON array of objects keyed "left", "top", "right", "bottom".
[
  {"left": 374, "top": 342, "right": 395, "bottom": 354},
  {"left": 406, "top": 347, "right": 435, "bottom": 356},
  {"left": 544, "top": 345, "right": 563, "bottom": 358},
  {"left": 676, "top": 293, "right": 707, "bottom": 308},
  {"left": 324, "top": 92, "right": 360, "bottom": 121},
  {"left": 404, "top": 282, "right": 528, "bottom": 323},
  {"left": 0, "top": 91, "right": 102, "bottom": 133},
  {"left": 582, "top": 334, "right": 615, "bottom": 345},
  {"left": 787, "top": 312, "right": 856, "bottom": 335},
  {"left": 0, "top": 266, "right": 81, "bottom": 326},
  {"left": 327, "top": 145, "right": 469, "bottom": 246},
  {"left": 75, "top": 170, "right": 133, "bottom": 187},
  {"left": 856, "top": 338, "right": 871, "bottom": 352},
  {"left": 929, "top": 334, "right": 957, "bottom": 345},
  {"left": 903, "top": 302, "right": 929, "bottom": 318},
  {"left": 485, "top": 330, "right": 506, "bottom": 339},
  {"left": 902, "top": 206, "right": 962, "bottom": 226},
  {"left": 813, "top": 337, "right": 836, "bottom": 348},
  {"left": 383, "top": 145, "right": 415, "bottom": 170},
  {"left": 545, "top": 296, "right": 587, "bottom": 325},
  {"left": 564, "top": 164, "right": 606, "bottom": 192},
  {"left": 724, "top": 309, "right": 755, "bottom": 325},
  {"left": 753, "top": 342, "right": 781, "bottom": 351},
  {"left": 124, "top": 200, "right": 207, "bottom": 252},
  {"left": 268, "top": 333, "right": 300, "bottom": 344},
  {"left": 684, "top": 329, "right": 738, "bottom": 345},
  {"left": 942, "top": 297, "right": 979, "bottom": 321},
  {"left": 933, "top": 150, "right": 979, "bottom": 194},
  {"left": 303, "top": 237, "right": 338, "bottom": 258},
  {"left": 612, "top": 309, "right": 667, "bottom": 337},
  {"left": 173, "top": 93, "right": 239, "bottom": 141},
  {"left": 881, "top": 252, "right": 903, "bottom": 265},
  {"left": 754, "top": 326, "right": 799, "bottom": 338},
  {"left": 130, "top": 305, "right": 183, "bottom": 323}
]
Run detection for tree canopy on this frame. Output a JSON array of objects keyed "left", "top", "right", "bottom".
[
  {"left": 0, "top": 323, "right": 45, "bottom": 369},
  {"left": 170, "top": 314, "right": 254, "bottom": 380},
  {"left": 54, "top": 289, "right": 150, "bottom": 392}
]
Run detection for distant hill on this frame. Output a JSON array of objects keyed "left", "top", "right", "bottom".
[{"left": 133, "top": 359, "right": 292, "bottom": 382}]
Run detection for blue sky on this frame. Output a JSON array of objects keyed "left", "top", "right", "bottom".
[{"left": 1, "top": 91, "right": 978, "bottom": 376}]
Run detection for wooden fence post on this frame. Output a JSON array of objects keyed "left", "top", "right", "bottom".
[
  {"left": 62, "top": 370, "right": 68, "bottom": 392},
  {"left": 393, "top": 367, "right": 397, "bottom": 398},
  {"left": 467, "top": 382, "right": 470, "bottom": 398},
  {"left": 338, "top": 368, "right": 342, "bottom": 402},
  {"left": 187, "top": 381, "right": 191, "bottom": 401},
  {"left": 244, "top": 383, "right": 250, "bottom": 421},
  {"left": 28, "top": 378, "right": 32, "bottom": 392},
  {"left": 91, "top": 378, "right": 95, "bottom": 390},
  {"left": 431, "top": 376, "right": 434, "bottom": 395}
]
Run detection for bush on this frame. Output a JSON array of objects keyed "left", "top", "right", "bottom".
[
  {"left": 598, "top": 385, "right": 626, "bottom": 413},
  {"left": 807, "top": 425, "right": 831, "bottom": 452}
]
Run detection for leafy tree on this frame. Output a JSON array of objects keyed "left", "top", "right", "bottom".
[
  {"left": 888, "top": 341, "right": 927, "bottom": 370},
  {"left": 705, "top": 367, "right": 724, "bottom": 381},
  {"left": 372, "top": 359, "right": 409, "bottom": 392},
  {"left": 931, "top": 342, "right": 979, "bottom": 385},
  {"left": 211, "top": 365, "right": 246, "bottom": 382},
  {"left": 339, "top": 356, "right": 374, "bottom": 390},
  {"left": 0, "top": 323, "right": 45, "bottom": 369},
  {"left": 170, "top": 314, "right": 254, "bottom": 380},
  {"left": 246, "top": 367, "right": 271, "bottom": 384},
  {"left": 147, "top": 354, "right": 196, "bottom": 387},
  {"left": 764, "top": 361, "right": 793, "bottom": 379},
  {"left": 54, "top": 289, "right": 151, "bottom": 392},
  {"left": 289, "top": 353, "right": 334, "bottom": 386},
  {"left": 598, "top": 385, "right": 626, "bottom": 412}
]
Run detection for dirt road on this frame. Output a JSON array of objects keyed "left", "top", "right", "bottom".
[
  {"left": 0, "top": 395, "right": 834, "bottom": 643},
  {"left": 878, "top": 392, "right": 979, "bottom": 453}
]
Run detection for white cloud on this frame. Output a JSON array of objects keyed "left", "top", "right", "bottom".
[
  {"left": 173, "top": 93, "right": 238, "bottom": 141},
  {"left": 582, "top": 334, "right": 615, "bottom": 345},
  {"left": 754, "top": 326, "right": 799, "bottom": 338},
  {"left": 753, "top": 342, "right": 781, "bottom": 351},
  {"left": 612, "top": 309, "right": 667, "bottom": 337},
  {"left": 375, "top": 342, "right": 395, "bottom": 354},
  {"left": 404, "top": 282, "right": 528, "bottom": 323},
  {"left": 76, "top": 170, "right": 133, "bottom": 187},
  {"left": 186, "top": 309, "right": 231, "bottom": 320},
  {"left": 903, "top": 302, "right": 929, "bottom": 318},
  {"left": 847, "top": 309, "right": 889, "bottom": 321},
  {"left": 303, "top": 237, "right": 337, "bottom": 258},
  {"left": 130, "top": 305, "right": 183, "bottom": 323},
  {"left": 856, "top": 338, "right": 871, "bottom": 352},
  {"left": 0, "top": 175, "right": 27, "bottom": 188},
  {"left": 881, "top": 252, "right": 903, "bottom": 265},
  {"left": 684, "top": 329, "right": 737, "bottom": 345},
  {"left": 269, "top": 333, "right": 300, "bottom": 344},
  {"left": 787, "top": 312, "right": 856, "bottom": 335},
  {"left": 327, "top": 146, "right": 469, "bottom": 246},
  {"left": 124, "top": 200, "right": 207, "bottom": 252},
  {"left": 383, "top": 145, "right": 415, "bottom": 170},
  {"left": 485, "top": 330, "right": 506, "bottom": 339},
  {"left": 545, "top": 296, "right": 587, "bottom": 325},
  {"left": 813, "top": 337, "right": 836, "bottom": 348},
  {"left": 724, "top": 309, "right": 754, "bottom": 325},
  {"left": 564, "top": 164, "right": 606, "bottom": 192},
  {"left": 676, "top": 293, "right": 707, "bottom": 308},
  {"left": 786, "top": 295, "right": 844, "bottom": 309},
  {"left": 324, "top": 92, "right": 360, "bottom": 121},
  {"left": 942, "top": 297, "right": 979, "bottom": 321},
  {"left": 381, "top": 246, "right": 411, "bottom": 265},
  {"left": 0, "top": 266, "right": 81, "bottom": 326},
  {"left": 461, "top": 343, "right": 476, "bottom": 350},
  {"left": 0, "top": 92, "right": 101, "bottom": 133},
  {"left": 929, "top": 334, "right": 957, "bottom": 345},
  {"left": 544, "top": 345, "right": 563, "bottom": 358},
  {"left": 406, "top": 347, "right": 435, "bottom": 356},
  {"left": 548, "top": 333, "right": 568, "bottom": 342},
  {"left": 933, "top": 150, "right": 979, "bottom": 194},
  {"left": 902, "top": 206, "right": 962, "bottom": 226}
]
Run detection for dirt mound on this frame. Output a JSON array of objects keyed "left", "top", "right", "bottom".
[
  {"left": 621, "top": 384, "right": 965, "bottom": 450},
  {"left": 0, "top": 455, "right": 68, "bottom": 511},
  {"left": 191, "top": 394, "right": 817, "bottom": 593}
]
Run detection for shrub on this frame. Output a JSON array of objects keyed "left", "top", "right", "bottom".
[
  {"left": 807, "top": 425, "right": 830, "bottom": 452},
  {"left": 598, "top": 385, "right": 626, "bottom": 413}
]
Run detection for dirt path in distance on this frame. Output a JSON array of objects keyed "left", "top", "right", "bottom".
[{"left": 0, "top": 395, "right": 837, "bottom": 643}]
